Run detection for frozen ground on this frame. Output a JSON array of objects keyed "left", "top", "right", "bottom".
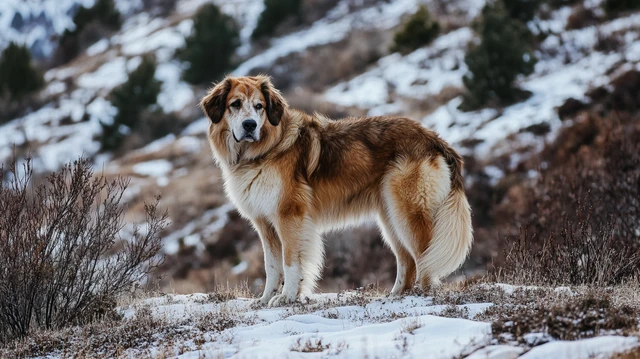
[{"left": 103, "top": 290, "right": 639, "bottom": 359}]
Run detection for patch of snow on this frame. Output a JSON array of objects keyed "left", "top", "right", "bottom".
[
  {"left": 520, "top": 336, "right": 638, "bottom": 359},
  {"left": 137, "top": 134, "right": 176, "bottom": 154},
  {"left": 121, "top": 25, "right": 187, "bottom": 56},
  {"left": 155, "top": 62, "right": 195, "bottom": 113},
  {"left": 325, "top": 27, "right": 473, "bottom": 111},
  {"left": 231, "top": 261, "right": 249, "bottom": 275},
  {"left": 466, "top": 345, "right": 525, "bottom": 359},
  {"left": 0, "top": 0, "right": 95, "bottom": 58},
  {"left": 76, "top": 57, "right": 128, "bottom": 90},
  {"left": 162, "top": 202, "right": 235, "bottom": 255},
  {"left": 132, "top": 159, "right": 173, "bottom": 177},
  {"left": 86, "top": 39, "right": 109, "bottom": 56},
  {"left": 182, "top": 118, "right": 209, "bottom": 136},
  {"left": 176, "top": 136, "right": 201, "bottom": 153},
  {"left": 86, "top": 97, "right": 117, "bottom": 125},
  {"left": 44, "top": 81, "right": 67, "bottom": 96}
]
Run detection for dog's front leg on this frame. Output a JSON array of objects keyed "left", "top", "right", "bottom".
[
  {"left": 268, "top": 215, "right": 311, "bottom": 307},
  {"left": 253, "top": 218, "right": 283, "bottom": 305}
]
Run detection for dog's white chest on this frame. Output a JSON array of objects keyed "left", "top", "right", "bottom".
[{"left": 225, "top": 166, "right": 282, "bottom": 218}]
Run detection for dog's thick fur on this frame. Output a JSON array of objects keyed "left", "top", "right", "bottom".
[{"left": 201, "top": 75, "right": 472, "bottom": 306}]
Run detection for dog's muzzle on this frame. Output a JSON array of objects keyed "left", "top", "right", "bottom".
[{"left": 234, "top": 119, "right": 258, "bottom": 142}]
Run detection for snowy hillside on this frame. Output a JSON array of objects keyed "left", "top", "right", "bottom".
[{"left": 1, "top": 0, "right": 640, "bottom": 356}]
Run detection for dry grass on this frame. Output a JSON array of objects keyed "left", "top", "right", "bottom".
[
  {"left": 490, "top": 294, "right": 638, "bottom": 346},
  {"left": 400, "top": 318, "right": 422, "bottom": 334}
]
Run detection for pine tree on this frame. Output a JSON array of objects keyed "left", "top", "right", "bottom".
[
  {"left": 461, "top": 0, "right": 536, "bottom": 110},
  {"left": 602, "top": 0, "right": 640, "bottom": 14},
  {"left": 251, "top": 0, "right": 301, "bottom": 40},
  {"left": 55, "top": 0, "right": 121, "bottom": 64},
  {"left": 503, "top": 0, "right": 541, "bottom": 22},
  {"left": 101, "top": 56, "right": 162, "bottom": 151},
  {"left": 176, "top": 4, "right": 240, "bottom": 84},
  {"left": 391, "top": 5, "right": 440, "bottom": 54},
  {"left": 0, "top": 42, "right": 44, "bottom": 100}
]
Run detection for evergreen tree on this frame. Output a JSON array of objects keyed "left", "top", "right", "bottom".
[
  {"left": 101, "top": 56, "right": 162, "bottom": 151},
  {"left": 176, "top": 4, "right": 240, "bottom": 84},
  {"left": 602, "top": 0, "right": 640, "bottom": 14},
  {"left": 0, "top": 42, "right": 44, "bottom": 100},
  {"left": 503, "top": 0, "right": 541, "bottom": 22},
  {"left": 391, "top": 5, "right": 440, "bottom": 54},
  {"left": 252, "top": 0, "right": 301, "bottom": 40},
  {"left": 56, "top": 0, "right": 121, "bottom": 64},
  {"left": 461, "top": 0, "right": 537, "bottom": 110}
]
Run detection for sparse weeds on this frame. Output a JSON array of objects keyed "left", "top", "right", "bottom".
[
  {"left": 440, "top": 305, "right": 470, "bottom": 319},
  {"left": 290, "top": 337, "right": 330, "bottom": 353},
  {"left": 490, "top": 293, "right": 638, "bottom": 346},
  {"left": 196, "top": 310, "right": 237, "bottom": 333},
  {"left": 400, "top": 318, "right": 422, "bottom": 334}
]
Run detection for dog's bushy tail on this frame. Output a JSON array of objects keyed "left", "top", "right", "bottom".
[{"left": 417, "top": 147, "right": 473, "bottom": 285}]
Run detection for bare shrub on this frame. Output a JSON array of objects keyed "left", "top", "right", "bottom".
[
  {"left": 493, "top": 111, "right": 640, "bottom": 285},
  {"left": 0, "top": 157, "right": 167, "bottom": 343}
]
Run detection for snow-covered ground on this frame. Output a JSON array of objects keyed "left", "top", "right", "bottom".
[{"left": 109, "top": 291, "right": 638, "bottom": 358}]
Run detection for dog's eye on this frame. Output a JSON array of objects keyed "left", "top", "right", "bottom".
[
  {"left": 230, "top": 100, "right": 241, "bottom": 108},
  {"left": 255, "top": 103, "right": 263, "bottom": 110}
]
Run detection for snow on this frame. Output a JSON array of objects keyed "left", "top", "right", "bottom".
[
  {"left": 107, "top": 292, "right": 639, "bottom": 359},
  {"left": 86, "top": 39, "right": 109, "bottom": 56},
  {"left": 162, "top": 202, "right": 236, "bottom": 255},
  {"left": 132, "top": 159, "right": 173, "bottom": 177},
  {"left": 231, "top": 261, "right": 249, "bottom": 275},
  {"left": 521, "top": 336, "right": 638, "bottom": 359},
  {"left": 182, "top": 118, "right": 209, "bottom": 136},
  {"left": 233, "top": 0, "right": 422, "bottom": 76},
  {"left": 0, "top": 0, "right": 95, "bottom": 57},
  {"left": 76, "top": 57, "right": 129, "bottom": 90},
  {"left": 325, "top": 27, "right": 473, "bottom": 110},
  {"left": 155, "top": 62, "right": 195, "bottom": 113}
]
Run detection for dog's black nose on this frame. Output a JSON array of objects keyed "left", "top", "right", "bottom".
[{"left": 242, "top": 119, "right": 257, "bottom": 132}]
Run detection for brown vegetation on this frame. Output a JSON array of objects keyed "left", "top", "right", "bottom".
[{"left": 0, "top": 157, "right": 167, "bottom": 343}]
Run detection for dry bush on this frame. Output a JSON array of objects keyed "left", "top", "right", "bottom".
[
  {"left": 566, "top": 4, "right": 600, "bottom": 30},
  {"left": 1, "top": 306, "right": 178, "bottom": 358},
  {"left": 613, "top": 347, "right": 640, "bottom": 359},
  {"left": 0, "top": 157, "right": 167, "bottom": 343},
  {"left": 494, "top": 117, "right": 640, "bottom": 285},
  {"left": 491, "top": 294, "right": 638, "bottom": 345},
  {"left": 493, "top": 75, "right": 640, "bottom": 285}
]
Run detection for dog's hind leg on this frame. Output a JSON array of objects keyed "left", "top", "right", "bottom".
[
  {"left": 377, "top": 213, "right": 416, "bottom": 296},
  {"left": 382, "top": 156, "right": 452, "bottom": 290},
  {"left": 253, "top": 218, "right": 283, "bottom": 305}
]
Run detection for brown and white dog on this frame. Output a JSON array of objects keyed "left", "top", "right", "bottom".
[{"left": 201, "top": 75, "right": 472, "bottom": 306}]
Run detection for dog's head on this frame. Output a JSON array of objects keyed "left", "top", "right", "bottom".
[{"left": 201, "top": 75, "right": 286, "bottom": 144}]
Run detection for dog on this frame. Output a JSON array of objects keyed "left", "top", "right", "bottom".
[{"left": 200, "top": 75, "right": 472, "bottom": 306}]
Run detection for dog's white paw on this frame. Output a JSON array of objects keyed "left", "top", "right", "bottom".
[
  {"left": 268, "top": 293, "right": 296, "bottom": 307},
  {"left": 255, "top": 293, "right": 275, "bottom": 307}
]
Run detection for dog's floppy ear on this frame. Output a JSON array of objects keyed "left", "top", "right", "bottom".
[
  {"left": 200, "top": 78, "right": 232, "bottom": 124},
  {"left": 259, "top": 76, "right": 287, "bottom": 126}
]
